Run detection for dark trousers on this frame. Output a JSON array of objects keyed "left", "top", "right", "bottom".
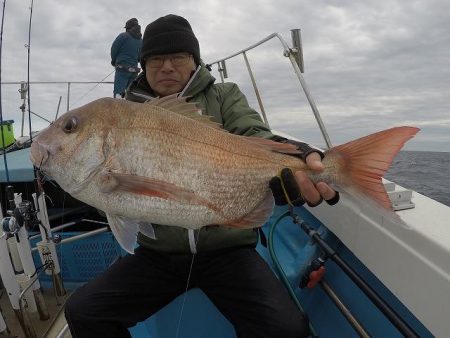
[
  {"left": 113, "top": 69, "right": 137, "bottom": 97},
  {"left": 65, "top": 246, "right": 309, "bottom": 338}
]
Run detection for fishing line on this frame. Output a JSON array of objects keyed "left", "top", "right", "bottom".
[
  {"left": 29, "top": 109, "right": 51, "bottom": 124},
  {"left": 57, "top": 190, "right": 67, "bottom": 284},
  {"left": 70, "top": 69, "right": 115, "bottom": 108},
  {"left": 175, "top": 228, "right": 201, "bottom": 338}
]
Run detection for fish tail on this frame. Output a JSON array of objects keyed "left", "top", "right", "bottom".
[{"left": 329, "top": 126, "right": 420, "bottom": 209}]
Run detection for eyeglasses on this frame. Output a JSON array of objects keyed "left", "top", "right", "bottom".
[{"left": 146, "top": 53, "right": 193, "bottom": 68}]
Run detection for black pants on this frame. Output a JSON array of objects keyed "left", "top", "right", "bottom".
[{"left": 65, "top": 246, "right": 309, "bottom": 338}]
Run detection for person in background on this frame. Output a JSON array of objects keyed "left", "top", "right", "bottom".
[
  {"left": 65, "top": 14, "right": 339, "bottom": 338},
  {"left": 110, "top": 18, "right": 142, "bottom": 98}
]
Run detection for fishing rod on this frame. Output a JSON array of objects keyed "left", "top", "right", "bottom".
[
  {"left": 291, "top": 212, "right": 421, "bottom": 338},
  {"left": 23, "top": 0, "right": 66, "bottom": 299},
  {"left": 268, "top": 210, "right": 422, "bottom": 338},
  {"left": 26, "top": 0, "right": 34, "bottom": 147},
  {"left": 0, "top": 2, "right": 67, "bottom": 337},
  {"left": 0, "top": 5, "right": 12, "bottom": 337},
  {"left": 0, "top": 0, "right": 10, "bottom": 183},
  {"left": 0, "top": 2, "right": 35, "bottom": 336}
]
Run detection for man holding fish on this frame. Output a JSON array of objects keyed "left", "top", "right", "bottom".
[{"left": 63, "top": 14, "right": 339, "bottom": 338}]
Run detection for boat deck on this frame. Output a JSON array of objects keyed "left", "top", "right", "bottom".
[{"left": 0, "top": 287, "right": 71, "bottom": 338}]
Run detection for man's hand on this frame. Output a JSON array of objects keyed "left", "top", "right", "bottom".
[
  {"left": 296, "top": 152, "right": 339, "bottom": 206},
  {"left": 269, "top": 152, "right": 339, "bottom": 207}
]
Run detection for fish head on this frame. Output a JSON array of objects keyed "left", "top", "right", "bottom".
[{"left": 30, "top": 98, "right": 117, "bottom": 194}]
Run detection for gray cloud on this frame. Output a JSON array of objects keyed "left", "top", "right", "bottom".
[{"left": 1, "top": 0, "right": 449, "bottom": 151}]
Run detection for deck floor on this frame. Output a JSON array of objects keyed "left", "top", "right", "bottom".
[{"left": 0, "top": 287, "right": 71, "bottom": 338}]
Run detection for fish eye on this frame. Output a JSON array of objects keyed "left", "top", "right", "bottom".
[{"left": 63, "top": 116, "right": 78, "bottom": 133}]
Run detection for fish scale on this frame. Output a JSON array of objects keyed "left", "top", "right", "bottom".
[
  {"left": 106, "top": 136, "right": 279, "bottom": 221},
  {"left": 107, "top": 127, "right": 283, "bottom": 221}
]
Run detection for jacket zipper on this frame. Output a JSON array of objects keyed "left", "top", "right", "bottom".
[{"left": 129, "top": 66, "right": 203, "bottom": 254}]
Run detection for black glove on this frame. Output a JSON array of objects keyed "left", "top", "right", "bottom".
[
  {"left": 269, "top": 168, "right": 306, "bottom": 206},
  {"left": 271, "top": 135, "right": 324, "bottom": 161},
  {"left": 269, "top": 168, "right": 340, "bottom": 207},
  {"left": 269, "top": 136, "right": 340, "bottom": 207}
]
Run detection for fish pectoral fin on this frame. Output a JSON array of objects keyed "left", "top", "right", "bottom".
[
  {"left": 224, "top": 193, "right": 274, "bottom": 229},
  {"left": 138, "top": 222, "right": 156, "bottom": 239},
  {"left": 102, "top": 172, "right": 210, "bottom": 206},
  {"left": 106, "top": 214, "right": 139, "bottom": 254}
]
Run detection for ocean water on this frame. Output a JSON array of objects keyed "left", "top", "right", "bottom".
[{"left": 385, "top": 151, "right": 450, "bottom": 207}]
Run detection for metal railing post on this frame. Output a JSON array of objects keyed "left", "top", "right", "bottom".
[
  {"left": 19, "top": 81, "right": 28, "bottom": 137},
  {"left": 290, "top": 29, "right": 304, "bottom": 73},
  {"left": 242, "top": 51, "right": 269, "bottom": 126},
  {"left": 218, "top": 64, "right": 225, "bottom": 83},
  {"left": 207, "top": 32, "right": 333, "bottom": 148},
  {"left": 66, "top": 82, "right": 71, "bottom": 111},
  {"left": 219, "top": 60, "right": 228, "bottom": 82},
  {"left": 286, "top": 51, "right": 332, "bottom": 148}
]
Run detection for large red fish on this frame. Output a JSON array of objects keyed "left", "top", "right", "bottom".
[{"left": 30, "top": 96, "right": 419, "bottom": 252}]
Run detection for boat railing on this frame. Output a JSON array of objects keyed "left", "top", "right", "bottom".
[
  {"left": 207, "top": 30, "right": 332, "bottom": 149},
  {"left": 1, "top": 80, "right": 113, "bottom": 137},
  {"left": 29, "top": 220, "right": 110, "bottom": 253},
  {"left": 2, "top": 31, "right": 331, "bottom": 147}
]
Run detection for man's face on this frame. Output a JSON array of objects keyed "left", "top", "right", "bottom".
[{"left": 145, "top": 53, "right": 196, "bottom": 97}]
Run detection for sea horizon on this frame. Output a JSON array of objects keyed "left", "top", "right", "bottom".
[{"left": 385, "top": 150, "right": 450, "bottom": 206}]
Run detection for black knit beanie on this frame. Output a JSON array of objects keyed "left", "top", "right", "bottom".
[
  {"left": 140, "top": 14, "right": 200, "bottom": 66},
  {"left": 125, "top": 18, "right": 138, "bottom": 29}
]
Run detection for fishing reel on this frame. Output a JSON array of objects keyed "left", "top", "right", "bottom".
[
  {"left": 4, "top": 186, "right": 41, "bottom": 232},
  {"left": 1, "top": 201, "right": 40, "bottom": 240},
  {"left": 1, "top": 216, "right": 19, "bottom": 239},
  {"left": 17, "top": 200, "right": 39, "bottom": 228}
]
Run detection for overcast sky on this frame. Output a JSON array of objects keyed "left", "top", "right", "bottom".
[{"left": 1, "top": 0, "right": 449, "bottom": 151}]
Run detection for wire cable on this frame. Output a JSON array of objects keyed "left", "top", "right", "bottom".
[{"left": 71, "top": 69, "right": 115, "bottom": 107}]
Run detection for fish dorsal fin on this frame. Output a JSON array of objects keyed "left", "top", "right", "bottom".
[{"left": 145, "top": 94, "right": 223, "bottom": 129}]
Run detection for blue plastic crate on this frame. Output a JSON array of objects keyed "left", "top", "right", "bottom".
[{"left": 30, "top": 231, "right": 123, "bottom": 288}]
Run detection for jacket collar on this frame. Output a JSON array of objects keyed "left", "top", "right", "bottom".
[{"left": 128, "top": 64, "right": 215, "bottom": 100}]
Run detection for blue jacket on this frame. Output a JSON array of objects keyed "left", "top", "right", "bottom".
[{"left": 111, "top": 32, "right": 142, "bottom": 67}]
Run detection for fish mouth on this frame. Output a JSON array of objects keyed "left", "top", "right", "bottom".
[{"left": 30, "top": 142, "right": 49, "bottom": 169}]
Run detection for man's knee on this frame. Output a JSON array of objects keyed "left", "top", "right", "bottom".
[
  {"left": 271, "top": 313, "right": 310, "bottom": 338},
  {"left": 285, "top": 318, "right": 310, "bottom": 338},
  {"left": 65, "top": 287, "right": 91, "bottom": 321}
]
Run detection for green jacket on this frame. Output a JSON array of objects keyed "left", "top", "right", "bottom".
[{"left": 125, "top": 65, "right": 274, "bottom": 253}]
